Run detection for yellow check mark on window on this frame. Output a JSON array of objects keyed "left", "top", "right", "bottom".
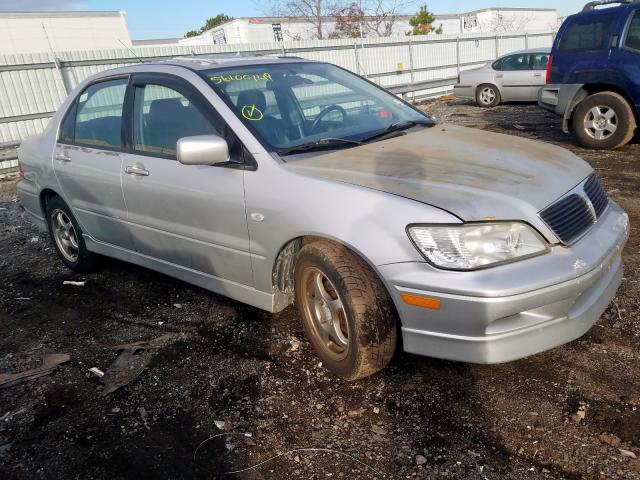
[{"left": 241, "top": 104, "right": 264, "bottom": 121}]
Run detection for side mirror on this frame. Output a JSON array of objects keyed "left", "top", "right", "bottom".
[{"left": 177, "top": 135, "right": 229, "bottom": 166}]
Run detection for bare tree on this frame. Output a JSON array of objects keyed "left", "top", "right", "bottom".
[
  {"left": 478, "top": 10, "right": 534, "bottom": 33},
  {"left": 266, "top": 0, "right": 340, "bottom": 39},
  {"left": 362, "top": 0, "right": 416, "bottom": 37}
]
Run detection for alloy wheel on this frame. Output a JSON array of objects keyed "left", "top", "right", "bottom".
[
  {"left": 51, "top": 209, "right": 79, "bottom": 262},
  {"left": 584, "top": 105, "right": 618, "bottom": 141},
  {"left": 480, "top": 87, "right": 496, "bottom": 105},
  {"left": 300, "top": 267, "right": 350, "bottom": 361}
]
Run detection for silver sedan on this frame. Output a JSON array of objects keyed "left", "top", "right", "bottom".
[
  {"left": 16, "top": 55, "right": 628, "bottom": 380},
  {"left": 454, "top": 48, "right": 551, "bottom": 107}
]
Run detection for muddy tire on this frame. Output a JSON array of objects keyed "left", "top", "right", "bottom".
[
  {"left": 572, "top": 92, "right": 636, "bottom": 150},
  {"left": 294, "top": 240, "right": 397, "bottom": 381},
  {"left": 45, "top": 195, "right": 97, "bottom": 273},
  {"left": 476, "top": 84, "right": 501, "bottom": 108}
]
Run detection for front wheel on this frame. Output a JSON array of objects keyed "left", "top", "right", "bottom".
[
  {"left": 572, "top": 92, "right": 636, "bottom": 150},
  {"left": 294, "top": 240, "right": 397, "bottom": 381}
]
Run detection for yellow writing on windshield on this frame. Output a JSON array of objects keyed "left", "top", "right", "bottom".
[{"left": 210, "top": 72, "right": 273, "bottom": 85}]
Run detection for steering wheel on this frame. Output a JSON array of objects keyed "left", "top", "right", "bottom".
[{"left": 310, "top": 105, "right": 347, "bottom": 134}]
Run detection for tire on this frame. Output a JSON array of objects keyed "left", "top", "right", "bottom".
[
  {"left": 45, "top": 195, "right": 97, "bottom": 272},
  {"left": 294, "top": 240, "right": 397, "bottom": 381},
  {"left": 572, "top": 92, "right": 636, "bottom": 150},
  {"left": 476, "top": 84, "right": 501, "bottom": 108}
]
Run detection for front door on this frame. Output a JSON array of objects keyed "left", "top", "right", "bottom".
[
  {"left": 120, "top": 74, "right": 253, "bottom": 286},
  {"left": 53, "top": 76, "right": 135, "bottom": 249}
]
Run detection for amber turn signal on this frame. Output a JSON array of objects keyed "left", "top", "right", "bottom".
[{"left": 400, "top": 293, "right": 441, "bottom": 310}]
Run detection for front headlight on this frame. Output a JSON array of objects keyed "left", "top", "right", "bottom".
[{"left": 407, "top": 222, "right": 549, "bottom": 271}]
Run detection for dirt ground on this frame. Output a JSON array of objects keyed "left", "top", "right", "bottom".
[{"left": 1, "top": 99, "right": 639, "bottom": 480}]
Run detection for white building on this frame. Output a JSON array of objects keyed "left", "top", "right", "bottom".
[
  {"left": 0, "top": 11, "right": 132, "bottom": 55},
  {"left": 178, "top": 8, "right": 560, "bottom": 46}
]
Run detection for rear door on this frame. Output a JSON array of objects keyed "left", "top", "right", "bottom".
[
  {"left": 53, "top": 76, "right": 135, "bottom": 249},
  {"left": 119, "top": 73, "right": 253, "bottom": 286},
  {"left": 495, "top": 53, "right": 536, "bottom": 100},
  {"left": 609, "top": 8, "right": 640, "bottom": 108},
  {"left": 530, "top": 52, "right": 550, "bottom": 96}
]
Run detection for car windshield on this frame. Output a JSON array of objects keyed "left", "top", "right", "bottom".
[{"left": 201, "top": 62, "right": 433, "bottom": 155}]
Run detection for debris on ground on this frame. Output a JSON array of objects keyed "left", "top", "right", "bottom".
[
  {"left": 62, "top": 280, "right": 85, "bottom": 286},
  {"left": 571, "top": 402, "right": 588, "bottom": 423},
  {"left": 88, "top": 367, "right": 104, "bottom": 378},
  {"left": 99, "top": 334, "right": 180, "bottom": 397},
  {"left": 0, "top": 354, "right": 70, "bottom": 389}
]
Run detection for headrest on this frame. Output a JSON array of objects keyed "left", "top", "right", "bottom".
[
  {"left": 148, "top": 98, "right": 184, "bottom": 119},
  {"left": 236, "top": 89, "right": 266, "bottom": 113}
]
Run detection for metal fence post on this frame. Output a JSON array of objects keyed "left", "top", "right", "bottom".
[
  {"left": 408, "top": 36, "right": 415, "bottom": 103},
  {"left": 361, "top": 40, "right": 368, "bottom": 78},
  {"left": 495, "top": 34, "right": 500, "bottom": 59},
  {"left": 525, "top": 32, "right": 529, "bottom": 49},
  {"left": 281, "top": 41, "right": 286, "bottom": 56},
  {"left": 54, "top": 58, "right": 72, "bottom": 95},
  {"left": 456, "top": 35, "right": 461, "bottom": 76},
  {"left": 353, "top": 40, "right": 360, "bottom": 75}
]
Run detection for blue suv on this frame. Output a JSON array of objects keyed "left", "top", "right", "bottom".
[{"left": 539, "top": 0, "right": 640, "bottom": 149}]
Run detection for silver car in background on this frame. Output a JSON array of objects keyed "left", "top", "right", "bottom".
[
  {"left": 17, "top": 56, "right": 628, "bottom": 380},
  {"left": 454, "top": 48, "right": 551, "bottom": 107}
]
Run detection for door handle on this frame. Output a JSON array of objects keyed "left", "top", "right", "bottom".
[
  {"left": 55, "top": 153, "right": 71, "bottom": 163},
  {"left": 125, "top": 165, "right": 150, "bottom": 176},
  {"left": 534, "top": 73, "right": 543, "bottom": 77}
]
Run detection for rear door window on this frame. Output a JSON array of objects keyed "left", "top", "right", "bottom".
[
  {"left": 532, "top": 53, "right": 550, "bottom": 70},
  {"left": 559, "top": 14, "right": 616, "bottom": 52},
  {"left": 74, "top": 78, "right": 128, "bottom": 149},
  {"left": 624, "top": 10, "right": 640, "bottom": 51}
]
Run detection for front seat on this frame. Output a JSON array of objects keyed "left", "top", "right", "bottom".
[
  {"left": 145, "top": 98, "right": 189, "bottom": 154},
  {"left": 236, "top": 89, "right": 287, "bottom": 145}
]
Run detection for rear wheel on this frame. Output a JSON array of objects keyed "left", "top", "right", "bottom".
[
  {"left": 294, "top": 240, "right": 397, "bottom": 381},
  {"left": 46, "top": 196, "right": 97, "bottom": 272},
  {"left": 572, "top": 92, "right": 636, "bottom": 150},
  {"left": 476, "top": 84, "right": 501, "bottom": 108}
]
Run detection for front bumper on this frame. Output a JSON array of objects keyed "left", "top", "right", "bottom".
[
  {"left": 538, "top": 84, "right": 585, "bottom": 133},
  {"left": 379, "top": 202, "right": 629, "bottom": 364}
]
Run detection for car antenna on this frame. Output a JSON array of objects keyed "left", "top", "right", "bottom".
[{"left": 118, "top": 39, "right": 147, "bottom": 63}]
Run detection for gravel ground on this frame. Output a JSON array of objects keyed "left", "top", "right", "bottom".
[{"left": 1, "top": 99, "right": 639, "bottom": 480}]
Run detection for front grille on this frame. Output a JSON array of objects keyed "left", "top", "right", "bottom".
[
  {"left": 584, "top": 173, "right": 609, "bottom": 217},
  {"left": 539, "top": 174, "right": 609, "bottom": 245}
]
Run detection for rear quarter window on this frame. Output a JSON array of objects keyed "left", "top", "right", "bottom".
[
  {"left": 625, "top": 10, "right": 640, "bottom": 50},
  {"left": 559, "top": 14, "right": 616, "bottom": 52}
]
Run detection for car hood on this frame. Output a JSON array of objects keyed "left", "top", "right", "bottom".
[{"left": 284, "top": 124, "right": 593, "bottom": 222}]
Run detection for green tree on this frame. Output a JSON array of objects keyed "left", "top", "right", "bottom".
[
  {"left": 185, "top": 14, "right": 234, "bottom": 38},
  {"left": 408, "top": 5, "right": 442, "bottom": 35}
]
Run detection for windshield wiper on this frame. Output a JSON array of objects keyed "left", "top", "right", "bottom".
[
  {"left": 360, "top": 119, "right": 434, "bottom": 144},
  {"left": 279, "top": 138, "right": 362, "bottom": 156}
]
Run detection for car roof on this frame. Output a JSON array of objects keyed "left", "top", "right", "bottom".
[
  {"left": 149, "top": 54, "right": 318, "bottom": 71},
  {"left": 498, "top": 47, "right": 551, "bottom": 58}
]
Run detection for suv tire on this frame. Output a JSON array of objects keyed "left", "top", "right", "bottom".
[
  {"left": 573, "top": 92, "right": 636, "bottom": 150},
  {"left": 476, "top": 84, "right": 501, "bottom": 108},
  {"left": 294, "top": 240, "right": 397, "bottom": 380},
  {"left": 46, "top": 195, "right": 98, "bottom": 272}
]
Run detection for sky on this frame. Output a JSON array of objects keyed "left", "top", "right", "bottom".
[{"left": 0, "top": 0, "right": 591, "bottom": 39}]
